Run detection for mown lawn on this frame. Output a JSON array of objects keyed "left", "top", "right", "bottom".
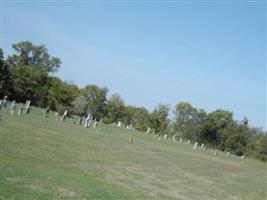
[{"left": 0, "top": 108, "right": 266, "bottom": 200}]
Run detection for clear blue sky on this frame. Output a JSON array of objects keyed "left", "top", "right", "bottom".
[{"left": 2, "top": 1, "right": 266, "bottom": 129}]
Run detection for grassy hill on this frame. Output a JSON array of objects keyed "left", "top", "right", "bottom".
[{"left": 0, "top": 107, "right": 266, "bottom": 200}]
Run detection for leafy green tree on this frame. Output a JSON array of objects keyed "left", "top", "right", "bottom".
[
  {"left": 7, "top": 41, "right": 61, "bottom": 73},
  {"left": 254, "top": 134, "right": 267, "bottom": 161},
  {"left": 46, "top": 77, "right": 77, "bottom": 111},
  {"left": 173, "top": 102, "right": 206, "bottom": 140},
  {"left": 10, "top": 65, "right": 48, "bottom": 104},
  {"left": 0, "top": 49, "right": 12, "bottom": 97},
  {"left": 199, "top": 109, "right": 234, "bottom": 148},
  {"left": 133, "top": 107, "right": 151, "bottom": 131},
  {"left": 124, "top": 105, "right": 136, "bottom": 125},
  {"left": 104, "top": 93, "right": 125, "bottom": 123},
  {"left": 72, "top": 96, "right": 87, "bottom": 116},
  {"left": 6, "top": 41, "right": 61, "bottom": 105},
  {"left": 81, "top": 84, "right": 108, "bottom": 120},
  {"left": 150, "top": 104, "right": 170, "bottom": 135},
  {"left": 222, "top": 123, "right": 249, "bottom": 155}
]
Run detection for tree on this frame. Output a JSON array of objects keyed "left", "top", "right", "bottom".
[
  {"left": 222, "top": 123, "right": 249, "bottom": 155},
  {"left": 150, "top": 104, "right": 170, "bottom": 135},
  {"left": 10, "top": 65, "right": 48, "bottom": 104},
  {"left": 72, "top": 96, "right": 87, "bottom": 116},
  {"left": 6, "top": 41, "right": 61, "bottom": 105},
  {"left": 0, "top": 49, "right": 12, "bottom": 97},
  {"left": 7, "top": 41, "right": 61, "bottom": 73},
  {"left": 254, "top": 134, "right": 267, "bottom": 161},
  {"left": 81, "top": 84, "right": 108, "bottom": 120},
  {"left": 105, "top": 93, "right": 125, "bottom": 123},
  {"left": 133, "top": 107, "right": 151, "bottom": 132},
  {"left": 124, "top": 105, "right": 136, "bottom": 125},
  {"left": 46, "top": 77, "right": 78, "bottom": 111},
  {"left": 199, "top": 109, "right": 234, "bottom": 148},
  {"left": 173, "top": 102, "right": 206, "bottom": 140}
]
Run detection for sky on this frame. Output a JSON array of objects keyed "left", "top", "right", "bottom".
[{"left": 1, "top": 1, "right": 266, "bottom": 129}]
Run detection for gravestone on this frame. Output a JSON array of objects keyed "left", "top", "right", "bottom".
[
  {"left": 18, "top": 107, "right": 23, "bottom": 115},
  {"left": 164, "top": 134, "right": 168, "bottom": 139},
  {"left": 193, "top": 142, "right": 198, "bottom": 150},
  {"left": 93, "top": 121, "right": 98, "bottom": 128},
  {"left": 117, "top": 121, "right": 122, "bottom": 127},
  {"left": 0, "top": 100, "right": 3, "bottom": 110},
  {"left": 179, "top": 138, "right": 183, "bottom": 143},
  {"left": 172, "top": 135, "right": 177, "bottom": 142},
  {"left": 44, "top": 107, "right": 50, "bottom": 118},
  {"left": 185, "top": 140, "right": 190, "bottom": 144},
  {"left": 3, "top": 95, "right": 8, "bottom": 107},
  {"left": 226, "top": 152, "right": 230, "bottom": 157},
  {"left": 25, "top": 100, "right": 31, "bottom": 114},
  {"left": 146, "top": 128, "right": 151, "bottom": 134},
  {"left": 214, "top": 149, "right": 218, "bottom": 156},
  {"left": 61, "top": 110, "right": 68, "bottom": 121},
  {"left": 88, "top": 119, "right": 93, "bottom": 128},
  {"left": 10, "top": 101, "right": 16, "bottom": 114},
  {"left": 10, "top": 100, "right": 15, "bottom": 109},
  {"left": 129, "top": 137, "right": 133, "bottom": 143},
  {"left": 84, "top": 113, "right": 91, "bottom": 128},
  {"left": 201, "top": 143, "right": 205, "bottom": 149},
  {"left": 78, "top": 117, "right": 83, "bottom": 125}
]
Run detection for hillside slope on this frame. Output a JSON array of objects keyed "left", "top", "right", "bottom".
[{"left": 0, "top": 108, "right": 266, "bottom": 200}]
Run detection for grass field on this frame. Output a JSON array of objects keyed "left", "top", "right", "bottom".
[{"left": 0, "top": 107, "right": 266, "bottom": 200}]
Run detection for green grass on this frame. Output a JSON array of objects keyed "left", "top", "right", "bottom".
[{"left": 0, "top": 107, "right": 266, "bottom": 200}]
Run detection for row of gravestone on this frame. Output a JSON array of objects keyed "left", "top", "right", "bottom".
[
  {"left": 115, "top": 121, "right": 135, "bottom": 130},
  {"left": 58, "top": 110, "right": 100, "bottom": 130},
  {"left": 57, "top": 110, "right": 246, "bottom": 159},
  {"left": 0, "top": 96, "right": 31, "bottom": 115},
  {"left": 1, "top": 95, "right": 245, "bottom": 159},
  {"left": 161, "top": 135, "right": 245, "bottom": 159}
]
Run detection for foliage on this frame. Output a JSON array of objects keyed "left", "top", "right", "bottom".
[
  {"left": 132, "top": 107, "right": 151, "bottom": 132},
  {"left": 149, "top": 104, "right": 170, "bottom": 135},
  {"left": 0, "top": 49, "right": 12, "bottom": 98},
  {"left": 72, "top": 96, "right": 88, "bottom": 116},
  {"left": 7, "top": 41, "right": 61, "bottom": 73},
  {"left": 104, "top": 93, "right": 126, "bottom": 123},
  {"left": 81, "top": 84, "right": 108, "bottom": 120},
  {"left": 198, "top": 109, "right": 234, "bottom": 148},
  {"left": 173, "top": 102, "right": 206, "bottom": 140}
]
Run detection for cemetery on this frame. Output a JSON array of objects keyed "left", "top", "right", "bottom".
[
  {"left": 1, "top": 3, "right": 266, "bottom": 199},
  {"left": 0, "top": 98, "right": 266, "bottom": 200}
]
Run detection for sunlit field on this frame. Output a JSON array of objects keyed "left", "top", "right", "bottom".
[{"left": 0, "top": 108, "right": 266, "bottom": 200}]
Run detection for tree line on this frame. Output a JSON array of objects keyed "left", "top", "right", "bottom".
[{"left": 0, "top": 41, "right": 266, "bottom": 161}]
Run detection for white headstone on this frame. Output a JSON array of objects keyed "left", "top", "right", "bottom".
[
  {"left": 146, "top": 128, "right": 151, "bottom": 134},
  {"left": 93, "top": 121, "right": 98, "bottom": 128},
  {"left": 61, "top": 110, "right": 68, "bottom": 121},
  {"left": 25, "top": 100, "right": 31, "bottom": 113},
  {"left": 193, "top": 142, "right": 198, "bottom": 150}
]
